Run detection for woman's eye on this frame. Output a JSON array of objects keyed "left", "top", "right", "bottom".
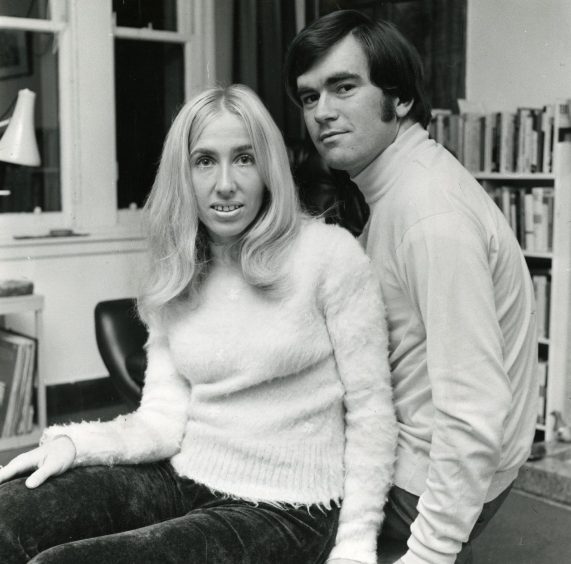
[
  {"left": 236, "top": 154, "right": 254, "bottom": 166},
  {"left": 195, "top": 156, "right": 213, "bottom": 168}
]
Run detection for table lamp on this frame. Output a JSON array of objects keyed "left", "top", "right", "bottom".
[{"left": 0, "top": 89, "right": 41, "bottom": 197}]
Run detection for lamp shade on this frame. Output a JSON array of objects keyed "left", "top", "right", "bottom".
[{"left": 0, "top": 89, "right": 41, "bottom": 166}]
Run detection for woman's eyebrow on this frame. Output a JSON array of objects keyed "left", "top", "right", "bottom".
[
  {"left": 233, "top": 144, "right": 253, "bottom": 153},
  {"left": 189, "top": 146, "right": 215, "bottom": 157}
]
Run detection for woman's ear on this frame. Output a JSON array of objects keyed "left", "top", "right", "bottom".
[{"left": 395, "top": 98, "right": 414, "bottom": 119}]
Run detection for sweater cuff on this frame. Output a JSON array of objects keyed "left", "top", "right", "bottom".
[
  {"left": 327, "top": 539, "right": 378, "bottom": 564},
  {"left": 400, "top": 541, "right": 457, "bottom": 564}
]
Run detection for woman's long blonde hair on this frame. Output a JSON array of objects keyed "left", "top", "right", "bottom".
[{"left": 138, "top": 84, "right": 301, "bottom": 327}]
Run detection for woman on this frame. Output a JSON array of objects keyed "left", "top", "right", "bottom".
[{"left": 0, "top": 85, "right": 397, "bottom": 564}]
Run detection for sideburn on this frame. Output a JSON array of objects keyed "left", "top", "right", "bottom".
[{"left": 381, "top": 95, "right": 397, "bottom": 122}]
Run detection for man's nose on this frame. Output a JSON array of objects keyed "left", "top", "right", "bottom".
[
  {"left": 314, "top": 93, "right": 338, "bottom": 124},
  {"left": 216, "top": 163, "right": 236, "bottom": 196}
]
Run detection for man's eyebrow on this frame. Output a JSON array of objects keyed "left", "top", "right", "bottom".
[{"left": 297, "top": 72, "right": 363, "bottom": 96}]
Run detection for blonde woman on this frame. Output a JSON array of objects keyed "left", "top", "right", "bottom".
[{"left": 0, "top": 85, "right": 397, "bottom": 564}]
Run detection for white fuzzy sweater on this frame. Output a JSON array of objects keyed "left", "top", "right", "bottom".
[{"left": 42, "top": 220, "right": 397, "bottom": 564}]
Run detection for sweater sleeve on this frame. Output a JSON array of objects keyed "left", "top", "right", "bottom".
[
  {"left": 41, "top": 328, "right": 190, "bottom": 466},
  {"left": 397, "top": 212, "right": 512, "bottom": 564},
  {"left": 320, "top": 228, "right": 398, "bottom": 564}
]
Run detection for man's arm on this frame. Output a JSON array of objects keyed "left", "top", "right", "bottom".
[{"left": 396, "top": 212, "right": 512, "bottom": 564}]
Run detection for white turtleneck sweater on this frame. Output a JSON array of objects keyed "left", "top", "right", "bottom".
[
  {"left": 42, "top": 220, "right": 397, "bottom": 564},
  {"left": 353, "top": 124, "right": 538, "bottom": 564}
]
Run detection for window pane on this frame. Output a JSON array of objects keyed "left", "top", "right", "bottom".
[
  {"left": 115, "top": 39, "right": 183, "bottom": 209},
  {"left": 0, "top": 0, "right": 51, "bottom": 19},
  {"left": 0, "top": 31, "right": 60, "bottom": 213},
  {"left": 113, "top": 0, "right": 177, "bottom": 31}
]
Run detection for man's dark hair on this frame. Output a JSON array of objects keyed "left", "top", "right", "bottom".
[{"left": 284, "top": 9, "right": 431, "bottom": 129}]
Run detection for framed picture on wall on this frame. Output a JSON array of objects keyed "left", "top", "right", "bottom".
[{"left": 0, "top": 30, "right": 32, "bottom": 80}]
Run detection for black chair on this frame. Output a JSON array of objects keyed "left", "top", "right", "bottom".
[{"left": 94, "top": 298, "right": 147, "bottom": 408}]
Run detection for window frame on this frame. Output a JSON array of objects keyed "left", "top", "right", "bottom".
[{"left": 0, "top": 0, "right": 215, "bottom": 240}]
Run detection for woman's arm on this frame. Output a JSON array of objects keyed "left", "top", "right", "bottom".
[
  {"left": 40, "top": 329, "right": 190, "bottom": 468},
  {"left": 320, "top": 228, "right": 398, "bottom": 564}
]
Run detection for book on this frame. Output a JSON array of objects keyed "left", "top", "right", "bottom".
[
  {"left": 0, "top": 338, "right": 19, "bottom": 434},
  {"left": 541, "top": 104, "right": 554, "bottom": 173},
  {"left": 0, "top": 329, "right": 35, "bottom": 438},
  {"left": 533, "top": 274, "right": 548, "bottom": 339},
  {"left": 537, "top": 360, "right": 548, "bottom": 425},
  {"left": 496, "top": 112, "right": 515, "bottom": 173},
  {"left": 523, "top": 191, "right": 535, "bottom": 251},
  {"left": 532, "top": 187, "right": 550, "bottom": 252},
  {"left": 481, "top": 113, "right": 495, "bottom": 173}
]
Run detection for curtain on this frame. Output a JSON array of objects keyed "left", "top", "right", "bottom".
[
  {"left": 233, "top": 0, "right": 302, "bottom": 145},
  {"left": 317, "top": 0, "right": 467, "bottom": 110}
]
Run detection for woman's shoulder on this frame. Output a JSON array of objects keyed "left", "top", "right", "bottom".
[{"left": 296, "top": 218, "right": 370, "bottom": 267}]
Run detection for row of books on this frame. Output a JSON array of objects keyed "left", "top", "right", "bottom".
[
  {"left": 0, "top": 329, "right": 36, "bottom": 438},
  {"left": 486, "top": 185, "right": 554, "bottom": 252},
  {"left": 532, "top": 273, "right": 551, "bottom": 340},
  {"left": 430, "top": 103, "right": 559, "bottom": 174},
  {"left": 537, "top": 359, "right": 548, "bottom": 426}
]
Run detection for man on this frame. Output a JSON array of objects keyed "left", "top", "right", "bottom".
[{"left": 285, "top": 10, "right": 538, "bottom": 564}]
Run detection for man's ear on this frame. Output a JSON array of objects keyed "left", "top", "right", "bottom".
[{"left": 395, "top": 98, "right": 414, "bottom": 119}]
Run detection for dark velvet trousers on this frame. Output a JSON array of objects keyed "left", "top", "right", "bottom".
[
  {"left": 0, "top": 461, "right": 339, "bottom": 564},
  {"left": 378, "top": 484, "right": 514, "bottom": 563}
]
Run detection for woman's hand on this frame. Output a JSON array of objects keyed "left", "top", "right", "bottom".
[{"left": 0, "top": 435, "right": 76, "bottom": 488}]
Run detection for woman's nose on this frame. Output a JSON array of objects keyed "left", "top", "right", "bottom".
[{"left": 216, "top": 163, "right": 236, "bottom": 196}]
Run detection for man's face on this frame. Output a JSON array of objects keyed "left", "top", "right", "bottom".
[{"left": 296, "top": 34, "right": 399, "bottom": 177}]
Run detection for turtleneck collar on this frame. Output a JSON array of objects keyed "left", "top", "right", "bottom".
[{"left": 351, "top": 123, "right": 430, "bottom": 205}]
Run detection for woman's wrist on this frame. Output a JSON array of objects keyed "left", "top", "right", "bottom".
[{"left": 52, "top": 434, "right": 77, "bottom": 460}]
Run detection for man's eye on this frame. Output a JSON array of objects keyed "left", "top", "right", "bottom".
[
  {"left": 300, "top": 93, "right": 318, "bottom": 107},
  {"left": 236, "top": 154, "right": 255, "bottom": 166},
  {"left": 338, "top": 83, "right": 355, "bottom": 94}
]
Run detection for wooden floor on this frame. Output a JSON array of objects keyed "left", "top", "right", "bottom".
[{"left": 472, "top": 489, "right": 571, "bottom": 563}]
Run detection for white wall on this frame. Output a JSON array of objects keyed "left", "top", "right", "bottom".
[
  {"left": 1, "top": 236, "right": 145, "bottom": 385},
  {"left": 466, "top": 0, "right": 571, "bottom": 111}
]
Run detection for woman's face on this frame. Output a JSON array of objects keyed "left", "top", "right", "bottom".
[{"left": 190, "top": 110, "right": 266, "bottom": 245}]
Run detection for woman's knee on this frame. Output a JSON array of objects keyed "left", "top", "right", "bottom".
[{"left": 0, "top": 477, "right": 42, "bottom": 563}]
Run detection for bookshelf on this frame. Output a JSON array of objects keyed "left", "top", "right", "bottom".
[
  {"left": 0, "top": 294, "right": 46, "bottom": 450},
  {"left": 431, "top": 100, "right": 571, "bottom": 442}
]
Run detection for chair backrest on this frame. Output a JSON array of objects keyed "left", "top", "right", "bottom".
[{"left": 94, "top": 298, "right": 148, "bottom": 407}]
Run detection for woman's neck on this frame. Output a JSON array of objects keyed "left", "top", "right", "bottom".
[{"left": 209, "top": 240, "right": 239, "bottom": 266}]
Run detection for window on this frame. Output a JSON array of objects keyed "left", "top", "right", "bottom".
[
  {"left": 0, "top": 0, "right": 214, "bottom": 238},
  {"left": 0, "top": 0, "right": 65, "bottom": 228},
  {"left": 113, "top": 0, "right": 185, "bottom": 211}
]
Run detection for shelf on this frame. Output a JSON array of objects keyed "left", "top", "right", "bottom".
[
  {"left": 0, "top": 427, "right": 42, "bottom": 450},
  {"left": 474, "top": 173, "right": 555, "bottom": 181},
  {"left": 0, "top": 294, "right": 44, "bottom": 315},
  {"left": 523, "top": 251, "right": 553, "bottom": 260},
  {"left": 536, "top": 424, "right": 546, "bottom": 432},
  {"left": 538, "top": 338, "right": 550, "bottom": 346}
]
